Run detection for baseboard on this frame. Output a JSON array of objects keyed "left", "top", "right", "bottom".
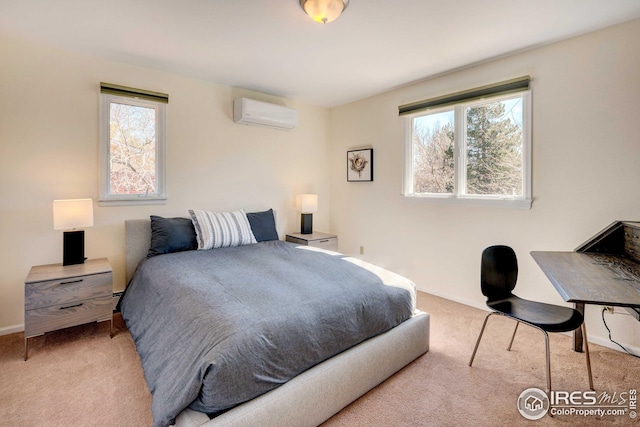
[
  {"left": 587, "top": 334, "right": 640, "bottom": 355},
  {"left": 417, "top": 285, "right": 487, "bottom": 311},
  {"left": 0, "top": 323, "right": 24, "bottom": 336}
]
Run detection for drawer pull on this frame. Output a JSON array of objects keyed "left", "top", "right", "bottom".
[
  {"left": 319, "top": 240, "right": 329, "bottom": 243},
  {"left": 59, "top": 279, "right": 83, "bottom": 286},
  {"left": 60, "top": 303, "right": 83, "bottom": 310}
]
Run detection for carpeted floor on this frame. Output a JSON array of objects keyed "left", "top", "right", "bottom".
[
  {"left": 0, "top": 292, "right": 638, "bottom": 427},
  {"left": 324, "top": 293, "right": 640, "bottom": 427},
  {"left": 0, "top": 312, "right": 152, "bottom": 427}
]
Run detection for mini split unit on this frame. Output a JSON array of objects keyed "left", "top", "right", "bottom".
[{"left": 233, "top": 98, "right": 298, "bottom": 130}]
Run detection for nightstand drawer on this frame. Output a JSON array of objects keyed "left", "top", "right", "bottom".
[
  {"left": 308, "top": 237, "right": 338, "bottom": 251},
  {"left": 23, "top": 258, "right": 113, "bottom": 360},
  {"left": 286, "top": 232, "right": 339, "bottom": 252},
  {"left": 25, "top": 295, "right": 112, "bottom": 337},
  {"left": 25, "top": 272, "right": 112, "bottom": 310}
]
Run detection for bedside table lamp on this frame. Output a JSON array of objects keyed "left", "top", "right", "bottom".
[
  {"left": 296, "top": 194, "right": 318, "bottom": 235},
  {"left": 53, "top": 199, "right": 94, "bottom": 266}
]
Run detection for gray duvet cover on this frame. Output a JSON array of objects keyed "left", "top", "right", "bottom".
[{"left": 121, "top": 240, "right": 415, "bottom": 427}]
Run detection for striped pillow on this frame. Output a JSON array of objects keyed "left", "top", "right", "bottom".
[{"left": 189, "top": 209, "right": 257, "bottom": 250}]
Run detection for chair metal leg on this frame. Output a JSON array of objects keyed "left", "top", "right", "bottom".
[
  {"left": 469, "top": 312, "right": 495, "bottom": 366},
  {"left": 507, "top": 321, "right": 519, "bottom": 351},
  {"left": 582, "top": 321, "right": 594, "bottom": 390},
  {"left": 469, "top": 310, "right": 591, "bottom": 395},
  {"left": 543, "top": 330, "right": 551, "bottom": 394}
]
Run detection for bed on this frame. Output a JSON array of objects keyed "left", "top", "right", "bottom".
[{"left": 122, "top": 213, "right": 430, "bottom": 427}]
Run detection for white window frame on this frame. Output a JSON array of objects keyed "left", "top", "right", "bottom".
[
  {"left": 99, "top": 93, "right": 167, "bottom": 206},
  {"left": 402, "top": 90, "right": 532, "bottom": 209}
]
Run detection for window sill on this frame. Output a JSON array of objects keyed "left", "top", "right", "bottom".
[
  {"left": 98, "top": 197, "right": 167, "bottom": 207},
  {"left": 402, "top": 194, "right": 532, "bottom": 209}
]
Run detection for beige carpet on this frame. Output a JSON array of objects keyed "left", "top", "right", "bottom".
[
  {"left": 1, "top": 292, "right": 638, "bottom": 427},
  {"left": 0, "top": 315, "right": 152, "bottom": 427},
  {"left": 325, "top": 293, "right": 640, "bottom": 427}
]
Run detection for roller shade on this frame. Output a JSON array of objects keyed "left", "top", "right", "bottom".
[
  {"left": 398, "top": 76, "right": 529, "bottom": 116},
  {"left": 100, "top": 82, "right": 169, "bottom": 104}
]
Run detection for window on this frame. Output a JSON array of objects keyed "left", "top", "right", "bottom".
[
  {"left": 99, "top": 83, "right": 168, "bottom": 205},
  {"left": 400, "top": 77, "right": 532, "bottom": 208}
]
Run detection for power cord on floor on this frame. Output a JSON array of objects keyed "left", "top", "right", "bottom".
[{"left": 600, "top": 307, "right": 640, "bottom": 358}]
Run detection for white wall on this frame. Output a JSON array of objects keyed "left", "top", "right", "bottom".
[
  {"left": 0, "top": 35, "right": 330, "bottom": 333},
  {"left": 329, "top": 19, "right": 640, "bottom": 352},
  {"left": 3, "top": 19, "right": 640, "bottom": 353}
]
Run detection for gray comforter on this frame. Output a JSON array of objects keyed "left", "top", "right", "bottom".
[{"left": 121, "top": 240, "right": 415, "bottom": 427}]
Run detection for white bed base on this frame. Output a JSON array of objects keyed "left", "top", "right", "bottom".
[{"left": 125, "top": 219, "right": 430, "bottom": 427}]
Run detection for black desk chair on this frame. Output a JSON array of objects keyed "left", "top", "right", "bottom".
[{"left": 469, "top": 245, "right": 593, "bottom": 393}]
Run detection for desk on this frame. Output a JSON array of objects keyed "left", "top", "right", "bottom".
[{"left": 530, "top": 251, "right": 640, "bottom": 352}]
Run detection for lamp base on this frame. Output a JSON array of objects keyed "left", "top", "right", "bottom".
[
  {"left": 63, "top": 230, "right": 86, "bottom": 266},
  {"left": 301, "top": 213, "right": 313, "bottom": 235}
]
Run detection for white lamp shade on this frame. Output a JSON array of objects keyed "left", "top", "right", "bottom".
[
  {"left": 53, "top": 199, "right": 94, "bottom": 230},
  {"left": 296, "top": 194, "right": 318, "bottom": 213}
]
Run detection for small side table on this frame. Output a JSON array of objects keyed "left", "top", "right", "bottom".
[
  {"left": 24, "top": 258, "right": 113, "bottom": 360},
  {"left": 286, "top": 232, "right": 338, "bottom": 251}
]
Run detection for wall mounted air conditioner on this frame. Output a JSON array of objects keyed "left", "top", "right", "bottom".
[{"left": 233, "top": 98, "right": 298, "bottom": 130}]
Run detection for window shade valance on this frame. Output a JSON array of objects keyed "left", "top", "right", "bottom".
[
  {"left": 100, "top": 82, "right": 169, "bottom": 104},
  {"left": 398, "top": 76, "right": 530, "bottom": 116}
]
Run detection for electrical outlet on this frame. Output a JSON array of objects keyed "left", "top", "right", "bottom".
[
  {"left": 359, "top": 246, "right": 364, "bottom": 255},
  {"left": 604, "top": 305, "right": 615, "bottom": 314}
]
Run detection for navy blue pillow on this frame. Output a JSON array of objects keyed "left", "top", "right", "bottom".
[
  {"left": 246, "top": 209, "right": 279, "bottom": 242},
  {"left": 147, "top": 216, "right": 197, "bottom": 258}
]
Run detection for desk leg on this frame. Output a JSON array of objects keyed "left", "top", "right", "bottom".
[{"left": 573, "top": 302, "right": 584, "bottom": 352}]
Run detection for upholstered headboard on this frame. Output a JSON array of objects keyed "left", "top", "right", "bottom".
[
  {"left": 125, "top": 219, "right": 152, "bottom": 283},
  {"left": 125, "top": 210, "right": 279, "bottom": 283}
]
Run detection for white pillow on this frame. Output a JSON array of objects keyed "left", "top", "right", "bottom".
[{"left": 189, "top": 209, "right": 257, "bottom": 250}]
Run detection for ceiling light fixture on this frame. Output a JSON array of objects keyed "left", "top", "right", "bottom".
[{"left": 300, "top": 0, "right": 349, "bottom": 24}]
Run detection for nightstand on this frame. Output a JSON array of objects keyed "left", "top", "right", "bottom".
[
  {"left": 24, "top": 258, "right": 113, "bottom": 360},
  {"left": 286, "top": 232, "right": 338, "bottom": 251}
]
